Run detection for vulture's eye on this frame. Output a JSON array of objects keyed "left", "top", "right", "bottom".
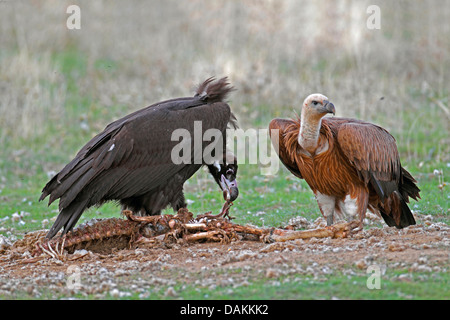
[{"left": 312, "top": 101, "right": 318, "bottom": 106}]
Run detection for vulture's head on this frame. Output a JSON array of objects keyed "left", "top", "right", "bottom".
[
  {"left": 302, "top": 93, "right": 335, "bottom": 119},
  {"left": 208, "top": 152, "right": 239, "bottom": 202}
]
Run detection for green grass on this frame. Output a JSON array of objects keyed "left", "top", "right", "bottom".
[
  {"left": 148, "top": 270, "right": 449, "bottom": 300},
  {"left": 5, "top": 150, "right": 445, "bottom": 237},
  {"left": 1, "top": 146, "right": 447, "bottom": 237},
  {"left": 8, "top": 267, "right": 446, "bottom": 300}
]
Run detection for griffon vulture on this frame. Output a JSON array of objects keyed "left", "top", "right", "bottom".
[{"left": 269, "top": 94, "right": 420, "bottom": 229}]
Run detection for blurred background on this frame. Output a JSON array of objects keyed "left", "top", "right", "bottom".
[{"left": 0, "top": 0, "right": 448, "bottom": 230}]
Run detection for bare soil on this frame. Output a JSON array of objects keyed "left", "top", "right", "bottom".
[{"left": 0, "top": 215, "right": 448, "bottom": 299}]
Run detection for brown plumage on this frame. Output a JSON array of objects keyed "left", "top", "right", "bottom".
[
  {"left": 40, "top": 77, "right": 239, "bottom": 239},
  {"left": 269, "top": 93, "right": 420, "bottom": 229}
]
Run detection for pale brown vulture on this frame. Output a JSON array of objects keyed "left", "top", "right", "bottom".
[
  {"left": 269, "top": 93, "right": 420, "bottom": 229},
  {"left": 41, "top": 77, "right": 239, "bottom": 239}
]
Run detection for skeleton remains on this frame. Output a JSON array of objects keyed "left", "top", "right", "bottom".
[{"left": 3, "top": 200, "right": 360, "bottom": 263}]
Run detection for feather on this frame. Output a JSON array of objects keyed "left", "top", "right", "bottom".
[
  {"left": 271, "top": 102, "right": 420, "bottom": 229},
  {"left": 195, "top": 77, "right": 235, "bottom": 103},
  {"left": 40, "top": 77, "right": 238, "bottom": 238}
]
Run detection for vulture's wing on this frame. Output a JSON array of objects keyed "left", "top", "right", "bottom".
[
  {"left": 41, "top": 78, "right": 234, "bottom": 238},
  {"left": 42, "top": 99, "right": 227, "bottom": 206},
  {"left": 335, "top": 120, "right": 401, "bottom": 201},
  {"left": 333, "top": 119, "right": 418, "bottom": 228},
  {"left": 269, "top": 118, "right": 303, "bottom": 179}
]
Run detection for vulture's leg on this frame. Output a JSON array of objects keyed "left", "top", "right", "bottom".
[
  {"left": 354, "top": 188, "right": 369, "bottom": 231},
  {"left": 172, "top": 191, "right": 187, "bottom": 212},
  {"left": 327, "top": 213, "right": 334, "bottom": 226},
  {"left": 315, "top": 193, "right": 336, "bottom": 226},
  {"left": 143, "top": 208, "right": 162, "bottom": 216}
]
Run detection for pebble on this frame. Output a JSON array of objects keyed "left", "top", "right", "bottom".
[
  {"left": 165, "top": 286, "right": 177, "bottom": 297},
  {"left": 354, "top": 259, "right": 367, "bottom": 270},
  {"left": 0, "top": 235, "right": 12, "bottom": 251},
  {"left": 0, "top": 213, "right": 448, "bottom": 299},
  {"left": 265, "top": 269, "right": 279, "bottom": 278},
  {"left": 397, "top": 274, "right": 412, "bottom": 282},
  {"left": 109, "top": 288, "right": 120, "bottom": 298}
]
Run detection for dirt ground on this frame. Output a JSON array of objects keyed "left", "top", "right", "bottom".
[{"left": 0, "top": 215, "right": 448, "bottom": 299}]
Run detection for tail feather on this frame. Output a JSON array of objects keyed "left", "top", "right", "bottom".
[
  {"left": 39, "top": 172, "right": 62, "bottom": 203},
  {"left": 49, "top": 162, "right": 94, "bottom": 208},
  {"left": 399, "top": 197, "right": 416, "bottom": 227},
  {"left": 42, "top": 157, "right": 99, "bottom": 239},
  {"left": 58, "top": 167, "right": 98, "bottom": 209},
  {"left": 377, "top": 166, "right": 420, "bottom": 229},
  {"left": 45, "top": 199, "right": 88, "bottom": 239},
  {"left": 379, "top": 191, "right": 416, "bottom": 229},
  {"left": 400, "top": 167, "right": 421, "bottom": 202},
  {"left": 40, "top": 158, "right": 94, "bottom": 205}
]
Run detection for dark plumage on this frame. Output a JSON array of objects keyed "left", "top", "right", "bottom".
[{"left": 41, "top": 77, "right": 239, "bottom": 239}]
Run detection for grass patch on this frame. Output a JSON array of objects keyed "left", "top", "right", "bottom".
[{"left": 99, "top": 268, "right": 449, "bottom": 300}]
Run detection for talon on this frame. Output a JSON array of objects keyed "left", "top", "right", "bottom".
[{"left": 326, "top": 214, "right": 334, "bottom": 226}]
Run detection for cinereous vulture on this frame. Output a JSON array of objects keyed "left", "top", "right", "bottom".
[{"left": 41, "top": 77, "right": 239, "bottom": 239}]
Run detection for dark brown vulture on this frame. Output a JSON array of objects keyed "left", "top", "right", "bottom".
[
  {"left": 41, "top": 77, "right": 239, "bottom": 239},
  {"left": 269, "top": 93, "right": 420, "bottom": 229}
]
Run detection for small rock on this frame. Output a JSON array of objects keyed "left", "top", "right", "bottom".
[
  {"left": 388, "top": 243, "right": 407, "bottom": 252},
  {"left": 41, "top": 219, "right": 49, "bottom": 228},
  {"left": 397, "top": 274, "right": 412, "bottom": 282},
  {"left": 11, "top": 212, "right": 21, "bottom": 222},
  {"left": 165, "top": 286, "right": 177, "bottom": 297},
  {"left": 0, "top": 235, "right": 12, "bottom": 251},
  {"left": 354, "top": 259, "right": 367, "bottom": 270},
  {"left": 418, "top": 256, "right": 428, "bottom": 264},
  {"left": 265, "top": 269, "right": 279, "bottom": 278},
  {"left": 109, "top": 288, "right": 120, "bottom": 298},
  {"left": 73, "top": 249, "right": 89, "bottom": 256}
]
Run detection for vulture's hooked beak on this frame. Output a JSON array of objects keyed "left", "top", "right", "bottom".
[
  {"left": 323, "top": 100, "right": 336, "bottom": 116},
  {"left": 220, "top": 174, "right": 239, "bottom": 202}
]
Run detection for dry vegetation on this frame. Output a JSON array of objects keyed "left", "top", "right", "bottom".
[{"left": 1, "top": 1, "right": 449, "bottom": 140}]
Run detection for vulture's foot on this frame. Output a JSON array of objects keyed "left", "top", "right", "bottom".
[
  {"left": 122, "top": 210, "right": 170, "bottom": 225},
  {"left": 269, "top": 220, "right": 361, "bottom": 242},
  {"left": 326, "top": 220, "right": 361, "bottom": 238},
  {"left": 184, "top": 229, "right": 229, "bottom": 243}
]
